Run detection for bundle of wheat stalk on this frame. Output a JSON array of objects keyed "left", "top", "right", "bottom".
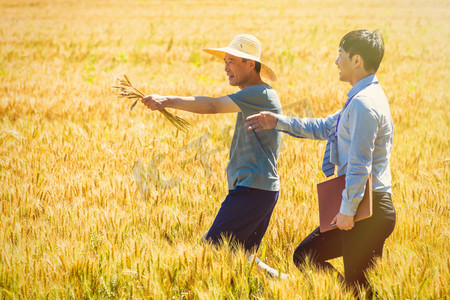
[{"left": 113, "top": 75, "right": 190, "bottom": 133}]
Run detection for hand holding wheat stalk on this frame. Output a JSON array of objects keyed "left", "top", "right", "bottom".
[{"left": 112, "top": 75, "right": 190, "bottom": 133}]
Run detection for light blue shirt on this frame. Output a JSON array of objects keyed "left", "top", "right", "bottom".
[{"left": 276, "top": 75, "right": 393, "bottom": 215}]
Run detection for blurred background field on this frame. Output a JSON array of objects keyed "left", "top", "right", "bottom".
[{"left": 0, "top": 0, "right": 449, "bottom": 298}]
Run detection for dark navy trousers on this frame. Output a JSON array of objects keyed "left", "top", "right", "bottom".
[{"left": 205, "top": 186, "right": 279, "bottom": 251}]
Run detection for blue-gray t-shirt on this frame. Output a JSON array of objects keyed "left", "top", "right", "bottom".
[{"left": 227, "top": 84, "right": 282, "bottom": 192}]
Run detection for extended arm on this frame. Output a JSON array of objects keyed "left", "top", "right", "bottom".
[
  {"left": 246, "top": 111, "right": 340, "bottom": 140},
  {"left": 141, "top": 94, "right": 241, "bottom": 114}
]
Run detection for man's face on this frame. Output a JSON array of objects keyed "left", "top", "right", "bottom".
[
  {"left": 224, "top": 53, "right": 252, "bottom": 88},
  {"left": 335, "top": 48, "right": 354, "bottom": 83}
]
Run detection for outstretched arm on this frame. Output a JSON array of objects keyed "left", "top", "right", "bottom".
[
  {"left": 246, "top": 111, "right": 340, "bottom": 140},
  {"left": 141, "top": 94, "right": 241, "bottom": 114}
]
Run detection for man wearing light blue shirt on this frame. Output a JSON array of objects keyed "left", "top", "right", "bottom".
[{"left": 245, "top": 30, "right": 396, "bottom": 296}]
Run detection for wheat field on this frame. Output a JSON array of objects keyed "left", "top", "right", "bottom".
[{"left": 1, "top": 0, "right": 449, "bottom": 298}]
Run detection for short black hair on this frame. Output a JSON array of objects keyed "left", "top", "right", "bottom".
[
  {"left": 339, "top": 29, "right": 384, "bottom": 73},
  {"left": 242, "top": 58, "right": 261, "bottom": 74}
]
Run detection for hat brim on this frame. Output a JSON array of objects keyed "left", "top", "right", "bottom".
[{"left": 203, "top": 47, "right": 277, "bottom": 82}]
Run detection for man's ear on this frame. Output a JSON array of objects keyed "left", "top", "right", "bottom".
[
  {"left": 353, "top": 54, "right": 363, "bottom": 68},
  {"left": 247, "top": 59, "right": 256, "bottom": 71}
]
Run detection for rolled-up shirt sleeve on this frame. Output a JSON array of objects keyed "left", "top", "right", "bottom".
[
  {"left": 276, "top": 111, "right": 340, "bottom": 140},
  {"left": 340, "top": 97, "right": 378, "bottom": 215}
]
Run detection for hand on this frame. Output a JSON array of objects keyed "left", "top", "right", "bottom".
[
  {"left": 141, "top": 94, "right": 168, "bottom": 110},
  {"left": 245, "top": 111, "right": 279, "bottom": 132},
  {"left": 331, "top": 213, "right": 354, "bottom": 231}
]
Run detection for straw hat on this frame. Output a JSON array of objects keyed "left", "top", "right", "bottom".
[{"left": 203, "top": 34, "right": 277, "bottom": 82}]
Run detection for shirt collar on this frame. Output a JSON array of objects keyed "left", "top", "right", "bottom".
[{"left": 347, "top": 74, "right": 378, "bottom": 99}]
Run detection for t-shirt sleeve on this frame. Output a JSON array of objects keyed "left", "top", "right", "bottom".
[{"left": 228, "top": 85, "right": 281, "bottom": 117}]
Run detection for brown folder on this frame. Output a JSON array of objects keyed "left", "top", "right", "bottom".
[{"left": 317, "top": 174, "right": 372, "bottom": 232}]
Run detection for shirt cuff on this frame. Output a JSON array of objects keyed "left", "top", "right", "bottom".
[
  {"left": 275, "top": 115, "right": 292, "bottom": 132},
  {"left": 339, "top": 194, "right": 359, "bottom": 216}
]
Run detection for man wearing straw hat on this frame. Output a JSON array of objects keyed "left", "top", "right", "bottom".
[{"left": 142, "top": 34, "right": 282, "bottom": 253}]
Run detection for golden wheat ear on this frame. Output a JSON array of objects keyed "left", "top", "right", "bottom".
[{"left": 112, "top": 75, "right": 190, "bottom": 133}]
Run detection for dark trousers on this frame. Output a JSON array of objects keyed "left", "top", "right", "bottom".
[
  {"left": 293, "top": 192, "right": 396, "bottom": 292},
  {"left": 205, "top": 186, "right": 279, "bottom": 251}
]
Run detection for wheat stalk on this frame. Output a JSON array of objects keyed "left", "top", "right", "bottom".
[{"left": 112, "top": 75, "right": 190, "bottom": 133}]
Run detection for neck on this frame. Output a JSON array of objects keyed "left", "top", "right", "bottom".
[
  {"left": 239, "top": 75, "right": 264, "bottom": 89},
  {"left": 349, "top": 70, "right": 375, "bottom": 86}
]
